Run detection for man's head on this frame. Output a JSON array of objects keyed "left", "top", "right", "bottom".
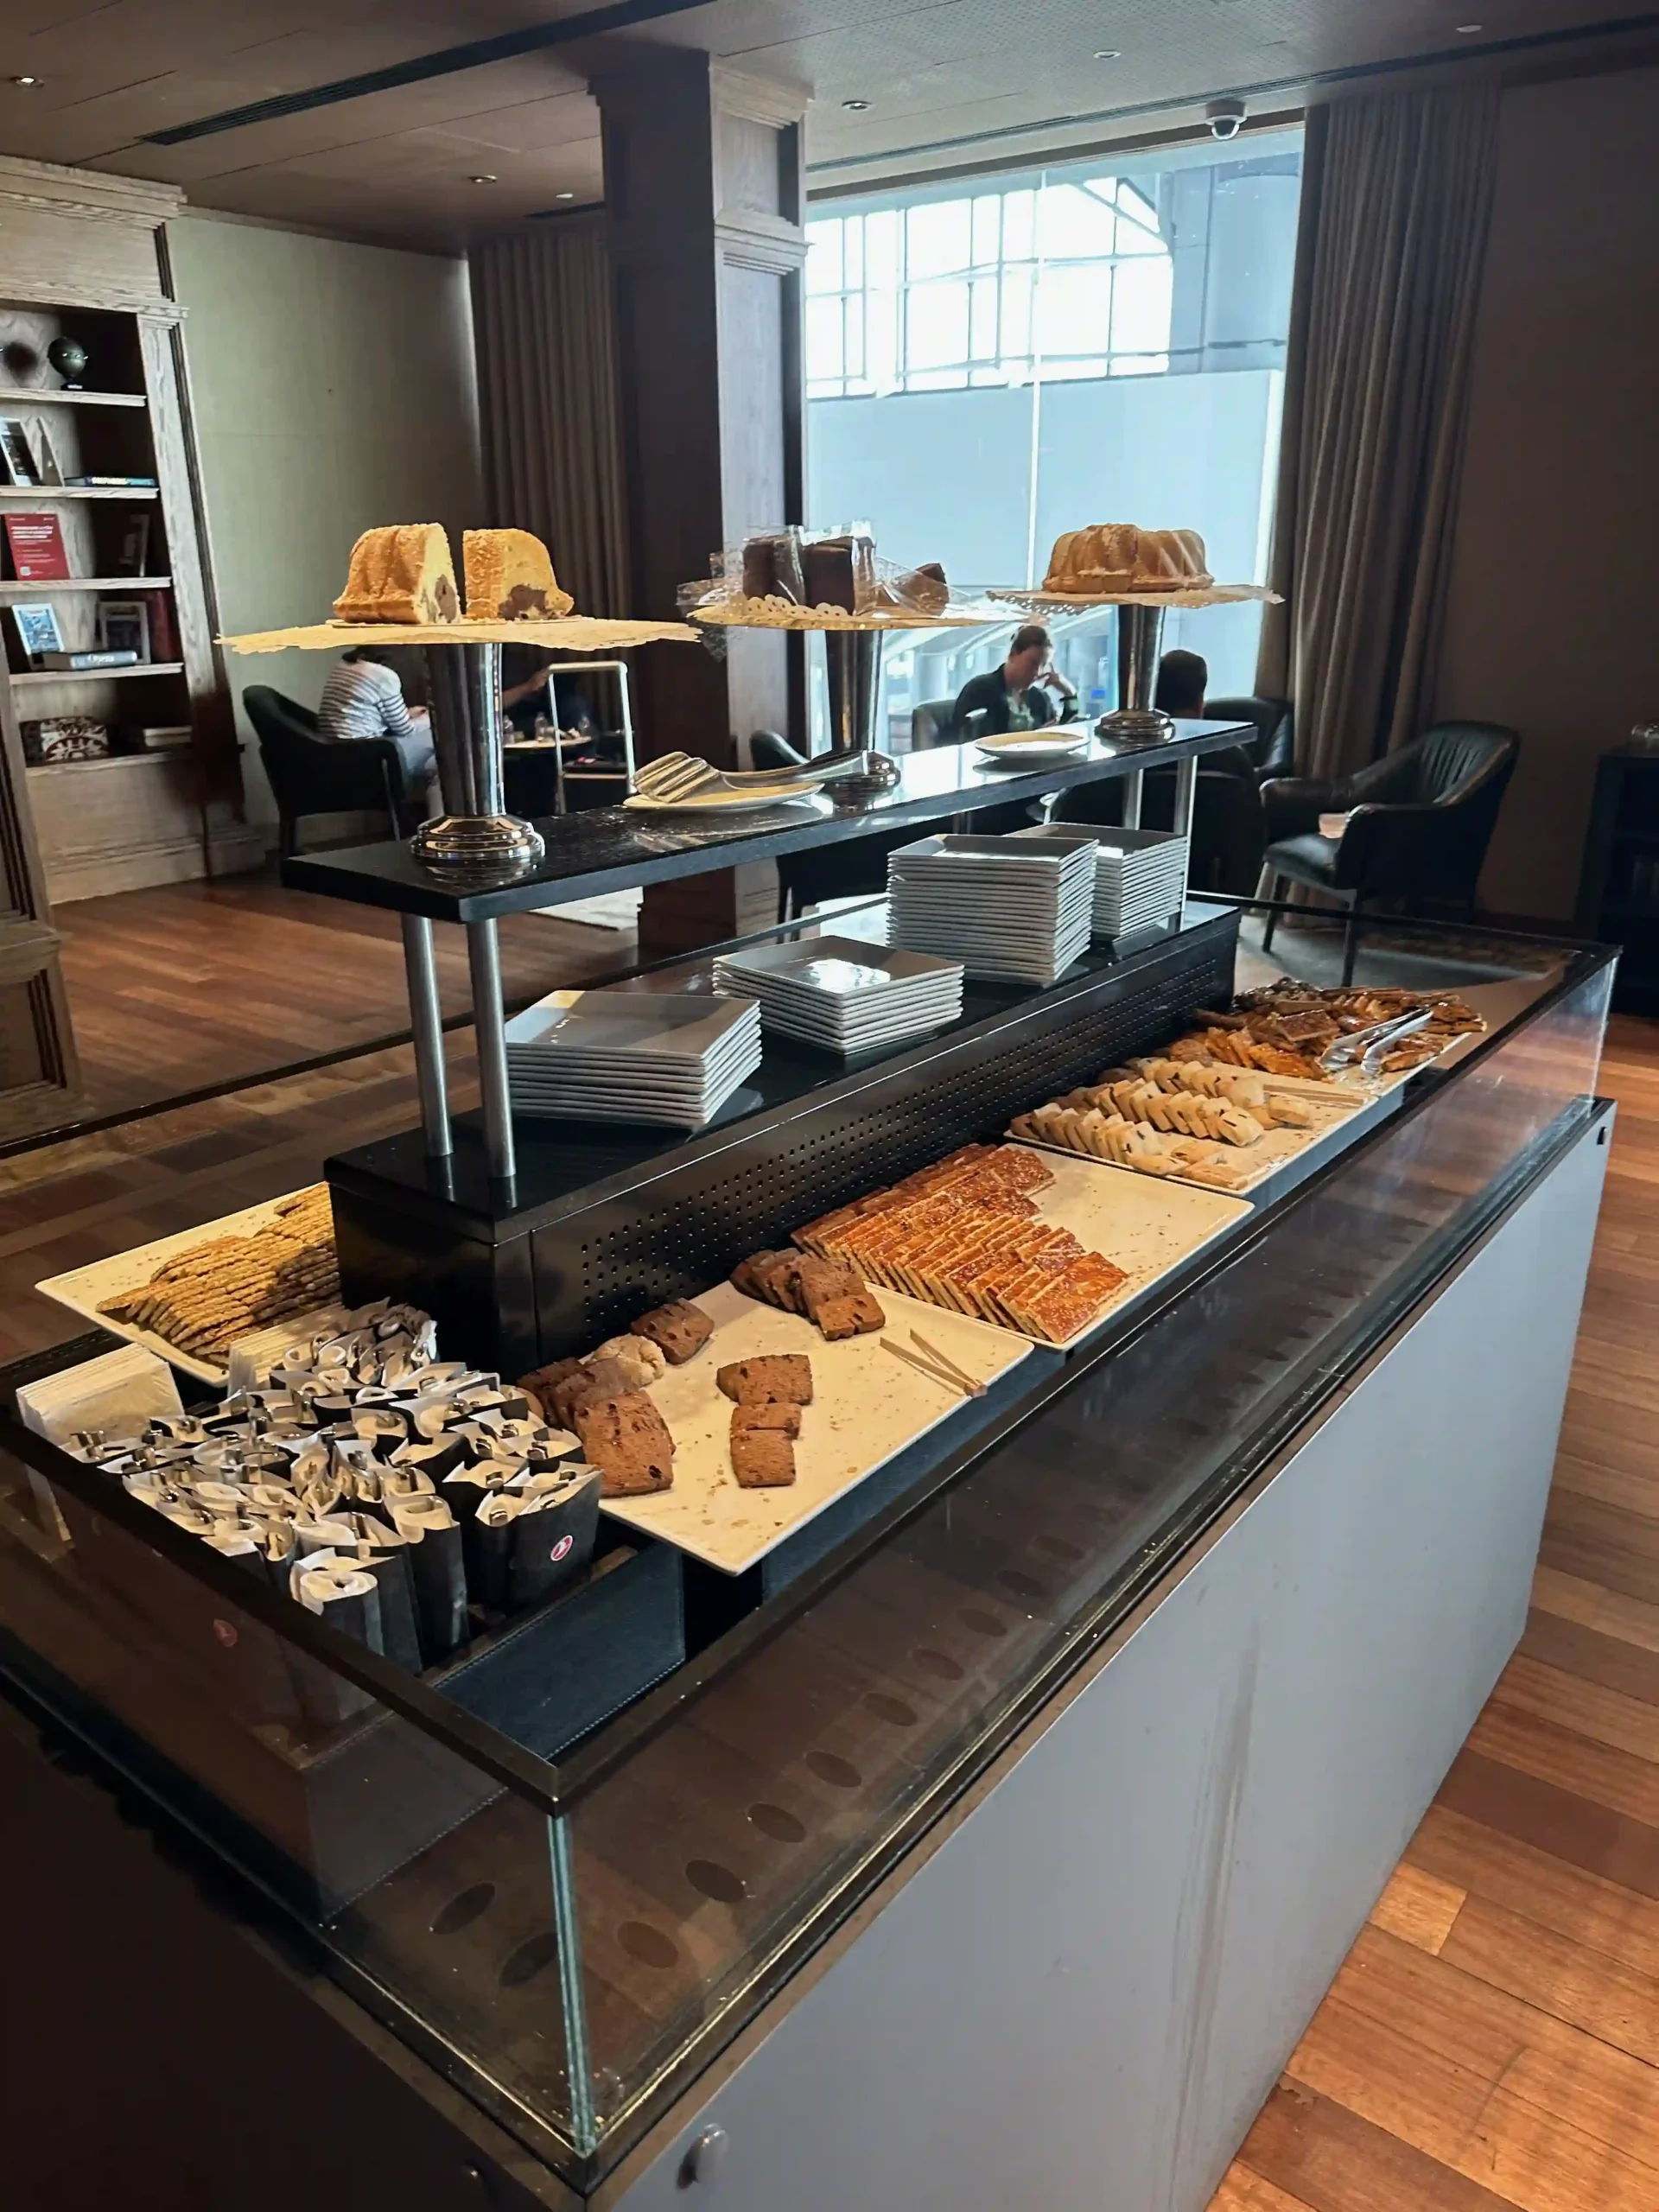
[
  {"left": 1154, "top": 649, "right": 1208, "bottom": 717},
  {"left": 1005, "top": 623, "right": 1051, "bottom": 688}
]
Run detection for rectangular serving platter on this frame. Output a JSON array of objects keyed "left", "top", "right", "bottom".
[
  {"left": 597, "top": 1281, "right": 1034, "bottom": 1576},
  {"left": 35, "top": 1185, "right": 336, "bottom": 1386},
  {"left": 1008, "top": 1077, "right": 1369, "bottom": 1198}
]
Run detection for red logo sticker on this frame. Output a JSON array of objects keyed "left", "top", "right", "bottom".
[
  {"left": 550, "top": 1535, "right": 574, "bottom": 1563},
  {"left": 212, "top": 1619, "right": 238, "bottom": 1648}
]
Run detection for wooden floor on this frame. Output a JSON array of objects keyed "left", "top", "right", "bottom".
[
  {"left": 6, "top": 976, "right": 1659, "bottom": 2206},
  {"left": 50, "top": 870, "right": 632, "bottom": 1122},
  {"left": 1210, "top": 1011, "right": 1659, "bottom": 2212}
]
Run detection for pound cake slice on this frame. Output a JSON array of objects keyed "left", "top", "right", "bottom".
[
  {"left": 334, "top": 524, "right": 459, "bottom": 624},
  {"left": 462, "top": 528, "right": 574, "bottom": 620}
]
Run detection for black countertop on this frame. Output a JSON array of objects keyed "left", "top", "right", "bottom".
[{"left": 282, "top": 719, "right": 1253, "bottom": 924}]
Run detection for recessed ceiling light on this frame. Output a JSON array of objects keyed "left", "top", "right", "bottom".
[
  {"left": 554, "top": 190, "right": 575, "bottom": 200},
  {"left": 469, "top": 173, "right": 498, "bottom": 184},
  {"left": 842, "top": 98, "right": 870, "bottom": 111},
  {"left": 1093, "top": 50, "right": 1122, "bottom": 60},
  {"left": 1455, "top": 21, "right": 1483, "bottom": 30},
  {"left": 11, "top": 75, "right": 42, "bottom": 87}
]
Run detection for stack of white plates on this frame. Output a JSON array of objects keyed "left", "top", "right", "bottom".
[
  {"left": 1013, "top": 823, "right": 1189, "bottom": 937},
  {"left": 714, "top": 937, "right": 964, "bottom": 1055},
  {"left": 886, "top": 834, "right": 1096, "bottom": 985},
  {"left": 505, "top": 991, "right": 762, "bottom": 1127}
]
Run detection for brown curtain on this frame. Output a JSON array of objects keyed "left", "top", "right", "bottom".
[
  {"left": 1257, "top": 83, "right": 1501, "bottom": 779},
  {"left": 469, "top": 221, "right": 629, "bottom": 616}
]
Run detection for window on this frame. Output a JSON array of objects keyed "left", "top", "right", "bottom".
[
  {"left": 804, "top": 132, "right": 1303, "bottom": 716},
  {"left": 806, "top": 177, "right": 1176, "bottom": 398}
]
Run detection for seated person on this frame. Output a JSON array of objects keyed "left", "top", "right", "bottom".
[
  {"left": 1154, "top": 648, "right": 1208, "bottom": 718},
  {"left": 316, "top": 646, "right": 437, "bottom": 809},
  {"left": 952, "top": 624, "right": 1079, "bottom": 737},
  {"left": 500, "top": 646, "right": 601, "bottom": 741}
]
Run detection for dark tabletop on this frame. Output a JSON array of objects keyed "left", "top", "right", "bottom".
[{"left": 281, "top": 719, "right": 1255, "bottom": 924}]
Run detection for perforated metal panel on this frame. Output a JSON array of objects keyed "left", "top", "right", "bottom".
[{"left": 531, "top": 918, "right": 1236, "bottom": 1354}]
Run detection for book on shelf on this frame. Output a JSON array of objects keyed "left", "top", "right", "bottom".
[
  {"left": 3, "top": 512, "right": 68, "bottom": 580},
  {"left": 37, "top": 647, "right": 139, "bottom": 671},
  {"left": 139, "top": 588, "right": 177, "bottom": 664},
  {"left": 137, "top": 723, "right": 192, "bottom": 751},
  {"left": 66, "top": 474, "right": 156, "bottom": 488},
  {"left": 114, "top": 513, "right": 149, "bottom": 575}
]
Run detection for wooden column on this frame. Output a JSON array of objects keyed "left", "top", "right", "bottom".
[{"left": 595, "top": 53, "right": 808, "bottom": 957}]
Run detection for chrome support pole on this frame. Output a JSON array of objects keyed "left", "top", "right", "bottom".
[
  {"left": 1122, "top": 771, "right": 1145, "bottom": 830},
  {"left": 466, "top": 918, "right": 515, "bottom": 1186},
  {"left": 400, "top": 913, "right": 452, "bottom": 1158},
  {"left": 1173, "top": 753, "right": 1198, "bottom": 842}
]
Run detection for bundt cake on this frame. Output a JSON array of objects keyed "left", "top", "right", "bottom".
[
  {"left": 1042, "top": 525, "right": 1211, "bottom": 594},
  {"left": 333, "top": 524, "right": 459, "bottom": 624}
]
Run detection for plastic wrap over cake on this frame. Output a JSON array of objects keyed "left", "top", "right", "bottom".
[{"left": 683, "top": 524, "right": 962, "bottom": 626}]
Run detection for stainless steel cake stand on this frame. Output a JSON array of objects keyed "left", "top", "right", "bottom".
[{"left": 1097, "top": 601, "right": 1175, "bottom": 747}]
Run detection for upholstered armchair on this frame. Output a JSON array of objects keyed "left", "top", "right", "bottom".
[
  {"left": 244, "top": 685, "right": 427, "bottom": 856},
  {"left": 1204, "top": 694, "right": 1295, "bottom": 782},
  {"left": 1259, "top": 721, "right": 1520, "bottom": 983}
]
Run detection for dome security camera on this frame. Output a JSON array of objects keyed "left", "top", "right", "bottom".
[{"left": 1205, "top": 97, "right": 1247, "bottom": 141}]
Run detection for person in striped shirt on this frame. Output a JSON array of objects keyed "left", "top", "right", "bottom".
[{"left": 317, "top": 648, "right": 439, "bottom": 809}]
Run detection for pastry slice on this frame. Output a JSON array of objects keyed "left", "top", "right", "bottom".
[
  {"left": 462, "top": 528, "right": 574, "bottom": 620},
  {"left": 334, "top": 524, "right": 459, "bottom": 624}
]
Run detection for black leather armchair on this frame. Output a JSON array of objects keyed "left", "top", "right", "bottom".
[
  {"left": 1205, "top": 694, "right": 1295, "bottom": 781},
  {"left": 244, "top": 685, "right": 426, "bottom": 856},
  {"left": 1260, "top": 720, "right": 1520, "bottom": 983},
  {"left": 910, "top": 697, "right": 960, "bottom": 750}
]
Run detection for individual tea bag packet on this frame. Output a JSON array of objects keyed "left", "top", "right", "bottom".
[
  {"left": 347, "top": 1529, "right": 424, "bottom": 1674},
  {"left": 286, "top": 1552, "right": 385, "bottom": 1732},
  {"left": 387, "top": 1495, "right": 468, "bottom": 1661},
  {"left": 294, "top": 1514, "right": 360, "bottom": 1557},
  {"left": 194, "top": 1479, "right": 257, "bottom": 1516},
  {"left": 298, "top": 1471, "right": 345, "bottom": 1521},
  {"left": 391, "top": 1433, "right": 465, "bottom": 1484},
  {"left": 353, "top": 1407, "right": 415, "bottom": 1454},
  {"left": 463, "top": 1489, "right": 524, "bottom": 1614},
  {"left": 505, "top": 1468, "right": 601, "bottom": 1613}
]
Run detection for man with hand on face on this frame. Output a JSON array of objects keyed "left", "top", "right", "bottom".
[{"left": 951, "top": 623, "right": 1078, "bottom": 738}]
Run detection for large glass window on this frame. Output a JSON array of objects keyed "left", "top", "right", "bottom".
[{"left": 804, "top": 132, "right": 1302, "bottom": 729}]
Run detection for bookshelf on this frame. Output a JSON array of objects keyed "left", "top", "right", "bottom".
[{"left": 0, "top": 154, "right": 258, "bottom": 1137}]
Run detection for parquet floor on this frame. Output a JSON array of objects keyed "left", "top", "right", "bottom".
[
  {"left": 1210, "top": 1011, "right": 1659, "bottom": 2212},
  {"left": 50, "top": 871, "right": 630, "bottom": 1122}
]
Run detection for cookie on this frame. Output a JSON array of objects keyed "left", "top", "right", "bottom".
[
  {"left": 729, "top": 1424, "right": 797, "bottom": 1488},
  {"left": 815, "top": 1289, "right": 885, "bottom": 1340},
  {"left": 574, "top": 1391, "right": 676, "bottom": 1497},
  {"left": 716, "top": 1354, "right": 814, "bottom": 1406},
  {"left": 731, "top": 1401, "right": 803, "bottom": 1438},
  {"left": 629, "top": 1300, "right": 715, "bottom": 1364}
]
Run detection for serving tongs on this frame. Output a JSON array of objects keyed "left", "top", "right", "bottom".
[
  {"left": 1320, "top": 1007, "right": 1433, "bottom": 1077},
  {"left": 635, "top": 747, "right": 877, "bottom": 804}
]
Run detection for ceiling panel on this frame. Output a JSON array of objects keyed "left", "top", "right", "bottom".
[{"left": 0, "top": 0, "right": 1646, "bottom": 251}]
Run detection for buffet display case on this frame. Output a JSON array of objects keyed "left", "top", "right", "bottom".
[{"left": 0, "top": 906, "right": 1615, "bottom": 2202}]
